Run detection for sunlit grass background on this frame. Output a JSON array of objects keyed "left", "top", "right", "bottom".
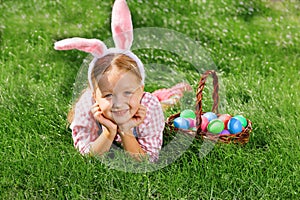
[{"left": 1, "top": 0, "right": 299, "bottom": 199}]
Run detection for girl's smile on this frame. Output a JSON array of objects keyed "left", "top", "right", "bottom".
[{"left": 112, "top": 109, "right": 129, "bottom": 116}]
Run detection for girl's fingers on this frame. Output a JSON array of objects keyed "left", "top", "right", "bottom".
[
  {"left": 134, "top": 106, "right": 147, "bottom": 125},
  {"left": 138, "top": 106, "right": 146, "bottom": 118},
  {"left": 91, "top": 103, "right": 100, "bottom": 110},
  {"left": 91, "top": 104, "right": 117, "bottom": 131},
  {"left": 91, "top": 103, "right": 102, "bottom": 114},
  {"left": 93, "top": 111, "right": 102, "bottom": 122}
]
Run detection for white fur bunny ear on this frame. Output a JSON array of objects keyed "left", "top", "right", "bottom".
[
  {"left": 111, "top": 0, "right": 133, "bottom": 50},
  {"left": 54, "top": 37, "right": 107, "bottom": 57}
]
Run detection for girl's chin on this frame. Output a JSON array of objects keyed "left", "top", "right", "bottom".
[
  {"left": 110, "top": 113, "right": 131, "bottom": 124},
  {"left": 113, "top": 116, "right": 131, "bottom": 125}
]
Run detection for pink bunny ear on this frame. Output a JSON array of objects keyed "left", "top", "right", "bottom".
[
  {"left": 54, "top": 37, "right": 107, "bottom": 57},
  {"left": 111, "top": 0, "right": 133, "bottom": 50}
]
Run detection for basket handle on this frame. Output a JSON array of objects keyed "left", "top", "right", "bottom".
[{"left": 196, "top": 70, "right": 219, "bottom": 136}]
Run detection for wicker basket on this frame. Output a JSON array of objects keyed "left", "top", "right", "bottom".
[{"left": 166, "top": 70, "right": 252, "bottom": 144}]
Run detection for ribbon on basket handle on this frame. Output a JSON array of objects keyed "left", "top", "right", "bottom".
[{"left": 196, "top": 70, "right": 219, "bottom": 136}]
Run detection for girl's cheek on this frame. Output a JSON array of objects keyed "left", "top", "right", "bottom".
[
  {"left": 101, "top": 103, "right": 113, "bottom": 119},
  {"left": 97, "top": 99, "right": 112, "bottom": 111},
  {"left": 130, "top": 92, "right": 143, "bottom": 108},
  {"left": 129, "top": 98, "right": 140, "bottom": 112}
]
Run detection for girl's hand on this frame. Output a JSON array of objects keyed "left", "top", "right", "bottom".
[
  {"left": 118, "top": 105, "right": 147, "bottom": 133},
  {"left": 91, "top": 103, "right": 117, "bottom": 133}
]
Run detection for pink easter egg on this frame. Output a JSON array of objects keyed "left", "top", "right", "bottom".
[
  {"left": 201, "top": 115, "right": 209, "bottom": 132},
  {"left": 186, "top": 118, "right": 196, "bottom": 128}
]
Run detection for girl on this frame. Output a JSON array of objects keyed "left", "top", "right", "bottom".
[
  {"left": 54, "top": 0, "right": 165, "bottom": 162},
  {"left": 69, "top": 53, "right": 165, "bottom": 162}
]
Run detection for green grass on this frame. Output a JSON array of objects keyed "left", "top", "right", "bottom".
[{"left": 1, "top": 0, "right": 300, "bottom": 199}]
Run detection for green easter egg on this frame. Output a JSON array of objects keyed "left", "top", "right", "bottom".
[
  {"left": 180, "top": 109, "right": 196, "bottom": 119},
  {"left": 207, "top": 119, "right": 224, "bottom": 134},
  {"left": 233, "top": 115, "right": 247, "bottom": 127}
]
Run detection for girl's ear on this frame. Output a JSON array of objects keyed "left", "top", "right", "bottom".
[
  {"left": 54, "top": 37, "right": 107, "bottom": 57},
  {"left": 111, "top": 0, "right": 133, "bottom": 50}
]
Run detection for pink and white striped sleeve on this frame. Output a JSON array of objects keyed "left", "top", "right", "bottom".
[
  {"left": 70, "top": 89, "right": 99, "bottom": 155},
  {"left": 137, "top": 92, "right": 165, "bottom": 162}
]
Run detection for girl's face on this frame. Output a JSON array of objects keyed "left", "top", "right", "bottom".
[{"left": 93, "top": 68, "right": 144, "bottom": 125}]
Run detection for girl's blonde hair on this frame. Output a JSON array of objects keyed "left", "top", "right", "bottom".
[{"left": 67, "top": 53, "right": 142, "bottom": 124}]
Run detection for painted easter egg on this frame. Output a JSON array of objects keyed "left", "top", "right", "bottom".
[
  {"left": 228, "top": 118, "right": 243, "bottom": 134},
  {"left": 173, "top": 117, "right": 190, "bottom": 130},
  {"left": 186, "top": 118, "right": 196, "bottom": 128},
  {"left": 201, "top": 115, "right": 209, "bottom": 132},
  {"left": 233, "top": 115, "right": 248, "bottom": 127},
  {"left": 180, "top": 109, "right": 196, "bottom": 119},
  {"left": 203, "top": 112, "right": 217, "bottom": 122},
  {"left": 218, "top": 114, "right": 232, "bottom": 129},
  {"left": 219, "top": 129, "right": 230, "bottom": 135},
  {"left": 207, "top": 119, "right": 225, "bottom": 134}
]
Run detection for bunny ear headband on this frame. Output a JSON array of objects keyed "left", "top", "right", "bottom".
[{"left": 54, "top": 0, "right": 145, "bottom": 91}]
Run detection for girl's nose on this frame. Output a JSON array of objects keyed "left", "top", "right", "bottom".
[{"left": 112, "top": 95, "right": 128, "bottom": 108}]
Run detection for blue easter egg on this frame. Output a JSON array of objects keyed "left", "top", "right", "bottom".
[
  {"left": 173, "top": 117, "right": 190, "bottom": 130},
  {"left": 228, "top": 118, "right": 243, "bottom": 134},
  {"left": 203, "top": 112, "right": 217, "bottom": 122}
]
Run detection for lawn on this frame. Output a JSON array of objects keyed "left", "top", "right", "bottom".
[{"left": 0, "top": 0, "right": 299, "bottom": 199}]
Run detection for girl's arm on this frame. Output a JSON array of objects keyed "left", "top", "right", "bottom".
[
  {"left": 134, "top": 93, "right": 165, "bottom": 162},
  {"left": 90, "top": 103, "right": 118, "bottom": 156},
  {"left": 118, "top": 105, "right": 147, "bottom": 161},
  {"left": 119, "top": 130, "right": 147, "bottom": 161},
  {"left": 90, "top": 127, "right": 117, "bottom": 156}
]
